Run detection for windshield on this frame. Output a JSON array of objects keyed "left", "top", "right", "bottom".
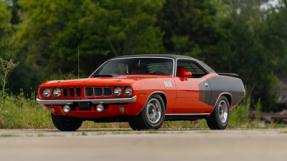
[{"left": 92, "top": 58, "right": 174, "bottom": 76}]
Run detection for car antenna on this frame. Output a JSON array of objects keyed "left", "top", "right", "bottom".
[{"left": 78, "top": 43, "right": 80, "bottom": 79}]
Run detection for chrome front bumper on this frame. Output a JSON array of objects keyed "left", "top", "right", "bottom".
[{"left": 36, "top": 96, "right": 137, "bottom": 105}]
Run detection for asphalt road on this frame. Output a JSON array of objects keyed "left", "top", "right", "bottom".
[{"left": 0, "top": 129, "right": 287, "bottom": 161}]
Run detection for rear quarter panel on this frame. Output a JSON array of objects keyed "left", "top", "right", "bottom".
[{"left": 207, "top": 76, "right": 245, "bottom": 110}]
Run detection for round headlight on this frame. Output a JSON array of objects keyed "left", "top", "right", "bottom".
[
  {"left": 52, "top": 88, "right": 61, "bottom": 97},
  {"left": 124, "top": 87, "right": 133, "bottom": 97},
  {"left": 113, "top": 86, "right": 122, "bottom": 97},
  {"left": 42, "top": 88, "right": 51, "bottom": 98}
]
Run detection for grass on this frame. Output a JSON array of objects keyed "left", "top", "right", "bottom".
[
  {"left": 228, "top": 96, "right": 252, "bottom": 128},
  {"left": 0, "top": 134, "right": 20, "bottom": 137},
  {"left": 0, "top": 91, "right": 54, "bottom": 129}
]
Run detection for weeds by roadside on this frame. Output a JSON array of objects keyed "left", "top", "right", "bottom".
[{"left": 228, "top": 95, "right": 252, "bottom": 128}]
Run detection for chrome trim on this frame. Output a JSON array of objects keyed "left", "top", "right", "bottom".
[
  {"left": 36, "top": 96, "right": 137, "bottom": 105},
  {"left": 165, "top": 113, "right": 210, "bottom": 116},
  {"left": 89, "top": 57, "right": 175, "bottom": 77}
]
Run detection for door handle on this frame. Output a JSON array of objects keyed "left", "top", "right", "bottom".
[{"left": 204, "top": 83, "right": 209, "bottom": 88}]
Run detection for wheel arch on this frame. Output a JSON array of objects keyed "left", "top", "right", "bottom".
[
  {"left": 208, "top": 92, "right": 232, "bottom": 117},
  {"left": 135, "top": 91, "right": 168, "bottom": 116},
  {"left": 215, "top": 92, "right": 232, "bottom": 106},
  {"left": 221, "top": 93, "right": 232, "bottom": 106},
  {"left": 150, "top": 92, "right": 167, "bottom": 110}
]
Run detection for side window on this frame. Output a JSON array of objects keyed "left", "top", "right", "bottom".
[{"left": 177, "top": 60, "right": 207, "bottom": 78}]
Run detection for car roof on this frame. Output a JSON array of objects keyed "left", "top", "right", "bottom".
[
  {"left": 113, "top": 54, "right": 196, "bottom": 60},
  {"left": 112, "top": 54, "right": 216, "bottom": 73}
]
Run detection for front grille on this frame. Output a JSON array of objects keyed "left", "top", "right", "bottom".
[
  {"left": 85, "top": 88, "right": 93, "bottom": 97},
  {"left": 94, "top": 88, "right": 102, "bottom": 96},
  {"left": 104, "top": 88, "right": 112, "bottom": 96},
  {"left": 63, "top": 88, "right": 67, "bottom": 97},
  {"left": 60, "top": 87, "right": 114, "bottom": 98},
  {"left": 76, "top": 88, "right": 81, "bottom": 97},
  {"left": 69, "top": 88, "right": 74, "bottom": 97}
]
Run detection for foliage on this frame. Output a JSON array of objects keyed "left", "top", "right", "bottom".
[
  {"left": 228, "top": 95, "right": 251, "bottom": 128},
  {"left": 255, "top": 98, "right": 263, "bottom": 127},
  {"left": 157, "top": 0, "right": 219, "bottom": 58},
  {"left": 0, "top": 58, "right": 19, "bottom": 107},
  {"left": 0, "top": 1, "right": 12, "bottom": 57},
  {"left": 13, "top": 0, "right": 165, "bottom": 77},
  {"left": 0, "top": 90, "right": 53, "bottom": 129}
]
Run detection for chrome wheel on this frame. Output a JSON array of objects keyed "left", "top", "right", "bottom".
[
  {"left": 218, "top": 100, "right": 228, "bottom": 123},
  {"left": 146, "top": 98, "right": 162, "bottom": 124}
]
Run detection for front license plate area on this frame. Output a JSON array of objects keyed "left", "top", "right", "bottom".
[{"left": 77, "top": 102, "right": 91, "bottom": 111}]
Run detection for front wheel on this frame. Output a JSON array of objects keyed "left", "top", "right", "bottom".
[
  {"left": 206, "top": 96, "right": 230, "bottom": 130},
  {"left": 51, "top": 114, "right": 83, "bottom": 131},
  {"left": 129, "top": 94, "right": 165, "bottom": 130}
]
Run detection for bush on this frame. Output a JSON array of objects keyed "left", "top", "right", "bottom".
[{"left": 228, "top": 95, "right": 251, "bottom": 128}]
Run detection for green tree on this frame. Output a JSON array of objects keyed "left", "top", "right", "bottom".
[
  {"left": 14, "top": 0, "right": 165, "bottom": 77},
  {"left": 0, "top": 1, "right": 12, "bottom": 58},
  {"left": 212, "top": 0, "right": 286, "bottom": 111},
  {"left": 157, "top": 0, "right": 220, "bottom": 58}
]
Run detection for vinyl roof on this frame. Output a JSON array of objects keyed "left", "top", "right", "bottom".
[{"left": 113, "top": 54, "right": 197, "bottom": 60}]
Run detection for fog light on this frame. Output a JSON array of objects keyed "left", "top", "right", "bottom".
[
  {"left": 119, "top": 106, "right": 125, "bottom": 113},
  {"left": 49, "top": 108, "right": 55, "bottom": 113},
  {"left": 96, "top": 104, "right": 104, "bottom": 112},
  {"left": 63, "top": 105, "right": 71, "bottom": 113}
]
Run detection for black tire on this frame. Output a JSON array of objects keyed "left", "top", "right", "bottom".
[
  {"left": 128, "top": 120, "right": 141, "bottom": 131},
  {"left": 206, "top": 96, "right": 230, "bottom": 130},
  {"left": 130, "top": 94, "right": 165, "bottom": 130},
  {"left": 51, "top": 114, "right": 83, "bottom": 131}
]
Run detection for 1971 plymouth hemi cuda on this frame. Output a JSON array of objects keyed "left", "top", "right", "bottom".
[{"left": 37, "top": 54, "right": 245, "bottom": 131}]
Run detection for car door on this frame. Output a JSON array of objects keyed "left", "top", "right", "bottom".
[{"left": 174, "top": 60, "right": 211, "bottom": 114}]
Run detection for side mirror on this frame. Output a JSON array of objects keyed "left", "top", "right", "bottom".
[
  {"left": 184, "top": 72, "right": 192, "bottom": 78},
  {"left": 180, "top": 71, "right": 192, "bottom": 81}
]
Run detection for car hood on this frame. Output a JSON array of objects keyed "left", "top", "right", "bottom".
[{"left": 39, "top": 75, "right": 172, "bottom": 87}]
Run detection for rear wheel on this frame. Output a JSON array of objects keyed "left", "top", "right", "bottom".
[
  {"left": 206, "top": 96, "right": 230, "bottom": 130},
  {"left": 129, "top": 94, "right": 165, "bottom": 130},
  {"left": 51, "top": 114, "right": 83, "bottom": 131}
]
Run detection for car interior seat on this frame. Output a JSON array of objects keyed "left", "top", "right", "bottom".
[{"left": 176, "top": 66, "right": 186, "bottom": 77}]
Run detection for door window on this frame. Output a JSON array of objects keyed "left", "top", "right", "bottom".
[{"left": 177, "top": 60, "right": 207, "bottom": 78}]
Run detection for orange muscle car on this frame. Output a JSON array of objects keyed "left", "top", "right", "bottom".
[{"left": 37, "top": 54, "right": 245, "bottom": 131}]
